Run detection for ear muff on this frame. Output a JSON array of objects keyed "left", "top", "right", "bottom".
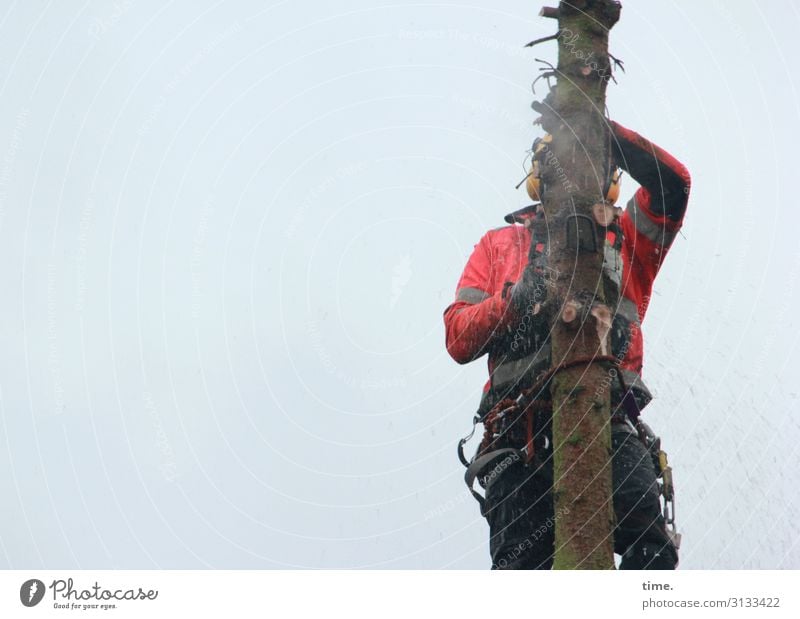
[
  {"left": 524, "top": 134, "right": 622, "bottom": 204},
  {"left": 604, "top": 168, "right": 622, "bottom": 204},
  {"left": 525, "top": 134, "right": 552, "bottom": 202},
  {"left": 525, "top": 159, "right": 543, "bottom": 201}
]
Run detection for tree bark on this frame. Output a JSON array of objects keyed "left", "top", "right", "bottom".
[{"left": 534, "top": 0, "right": 621, "bottom": 570}]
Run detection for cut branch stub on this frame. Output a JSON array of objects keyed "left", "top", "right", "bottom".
[
  {"left": 539, "top": 6, "right": 559, "bottom": 19},
  {"left": 561, "top": 299, "right": 582, "bottom": 327},
  {"left": 589, "top": 303, "right": 612, "bottom": 356},
  {"left": 592, "top": 202, "right": 622, "bottom": 227}
]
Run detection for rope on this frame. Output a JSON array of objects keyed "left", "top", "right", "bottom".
[{"left": 478, "top": 354, "right": 622, "bottom": 459}]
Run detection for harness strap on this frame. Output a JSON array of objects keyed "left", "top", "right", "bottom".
[{"left": 463, "top": 448, "right": 523, "bottom": 516}]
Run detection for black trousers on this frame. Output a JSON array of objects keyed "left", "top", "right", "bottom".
[{"left": 484, "top": 423, "right": 678, "bottom": 569}]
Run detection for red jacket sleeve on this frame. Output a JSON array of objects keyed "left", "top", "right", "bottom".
[
  {"left": 443, "top": 232, "right": 519, "bottom": 364},
  {"left": 611, "top": 120, "right": 691, "bottom": 222},
  {"left": 613, "top": 122, "right": 691, "bottom": 314}
]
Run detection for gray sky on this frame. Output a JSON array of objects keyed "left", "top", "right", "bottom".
[{"left": 0, "top": 0, "right": 798, "bottom": 569}]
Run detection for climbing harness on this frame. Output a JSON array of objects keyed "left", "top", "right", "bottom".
[
  {"left": 457, "top": 355, "right": 680, "bottom": 547},
  {"left": 458, "top": 353, "right": 618, "bottom": 515}
]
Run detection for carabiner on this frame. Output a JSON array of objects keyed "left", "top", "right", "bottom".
[{"left": 457, "top": 416, "right": 480, "bottom": 468}]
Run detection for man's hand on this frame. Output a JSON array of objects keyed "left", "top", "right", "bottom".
[
  {"left": 509, "top": 265, "right": 547, "bottom": 315},
  {"left": 509, "top": 216, "right": 548, "bottom": 315},
  {"left": 506, "top": 264, "right": 551, "bottom": 354}
]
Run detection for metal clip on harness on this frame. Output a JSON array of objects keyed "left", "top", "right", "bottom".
[
  {"left": 636, "top": 419, "right": 681, "bottom": 550},
  {"left": 457, "top": 416, "right": 480, "bottom": 468}
]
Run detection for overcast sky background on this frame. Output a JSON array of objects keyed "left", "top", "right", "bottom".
[{"left": 0, "top": 0, "right": 798, "bottom": 569}]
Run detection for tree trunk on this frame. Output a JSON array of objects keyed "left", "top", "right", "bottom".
[{"left": 535, "top": 0, "right": 621, "bottom": 570}]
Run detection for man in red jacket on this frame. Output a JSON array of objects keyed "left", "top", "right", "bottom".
[{"left": 444, "top": 121, "right": 691, "bottom": 569}]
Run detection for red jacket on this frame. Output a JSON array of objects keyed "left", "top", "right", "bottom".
[{"left": 443, "top": 122, "right": 691, "bottom": 415}]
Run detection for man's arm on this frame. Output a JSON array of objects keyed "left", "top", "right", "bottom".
[
  {"left": 611, "top": 121, "right": 692, "bottom": 222},
  {"left": 611, "top": 121, "right": 691, "bottom": 293},
  {"left": 443, "top": 232, "right": 518, "bottom": 364}
]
